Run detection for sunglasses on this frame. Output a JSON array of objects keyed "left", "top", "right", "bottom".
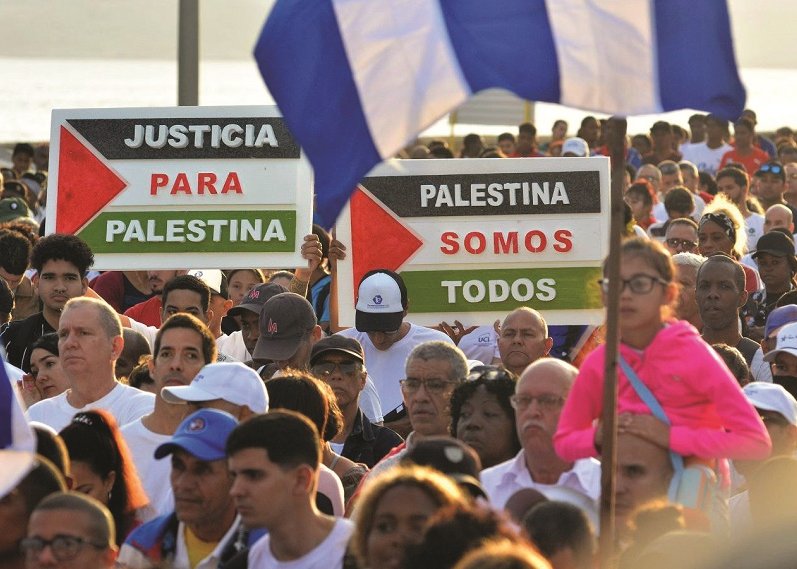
[
  {"left": 665, "top": 237, "right": 698, "bottom": 251},
  {"left": 758, "top": 163, "right": 783, "bottom": 175}
]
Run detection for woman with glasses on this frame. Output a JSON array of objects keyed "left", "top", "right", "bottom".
[
  {"left": 554, "top": 238, "right": 770, "bottom": 522},
  {"left": 59, "top": 410, "right": 149, "bottom": 546},
  {"left": 450, "top": 366, "right": 520, "bottom": 470}
]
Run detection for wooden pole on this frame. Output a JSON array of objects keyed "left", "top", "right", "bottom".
[{"left": 598, "top": 117, "right": 628, "bottom": 569}]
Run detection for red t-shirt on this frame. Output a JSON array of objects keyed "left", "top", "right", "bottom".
[
  {"left": 124, "top": 296, "right": 162, "bottom": 328},
  {"left": 718, "top": 146, "right": 769, "bottom": 175}
]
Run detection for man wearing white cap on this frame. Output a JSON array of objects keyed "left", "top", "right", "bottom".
[
  {"left": 561, "top": 137, "right": 589, "bottom": 158},
  {"left": 121, "top": 314, "right": 218, "bottom": 518},
  {"left": 162, "top": 361, "right": 269, "bottom": 421},
  {"left": 763, "top": 320, "right": 797, "bottom": 399},
  {"left": 337, "top": 269, "right": 453, "bottom": 437},
  {"left": 731, "top": 381, "right": 797, "bottom": 533}
]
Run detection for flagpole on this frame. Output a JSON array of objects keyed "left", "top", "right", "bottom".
[{"left": 598, "top": 117, "right": 627, "bottom": 568}]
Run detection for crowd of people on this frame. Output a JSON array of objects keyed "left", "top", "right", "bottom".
[{"left": 3, "top": 112, "right": 797, "bottom": 569}]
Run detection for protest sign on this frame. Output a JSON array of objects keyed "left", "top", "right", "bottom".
[
  {"left": 47, "top": 106, "right": 312, "bottom": 269},
  {"left": 335, "top": 157, "right": 610, "bottom": 327}
]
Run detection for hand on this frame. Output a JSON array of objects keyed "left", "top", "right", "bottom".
[
  {"left": 328, "top": 238, "right": 347, "bottom": 265},
  {"left": 299, "top": 234, "right": 323, "bottom": 272},
  {"left": 618, "top": 413, "right": 670, "bottom": 449},
  {"left": 16, "top": 375, "right": 42, "bottom": 409},
  {"left": 436, "top": 320, "right": 477, "bottom": 345}
]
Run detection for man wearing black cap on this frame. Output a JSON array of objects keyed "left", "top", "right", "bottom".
[
  {"left": 741, "top": 230, "right": 797, "bottom": 341},
  {"left": 224, "top": 282, "right": 288, "bottom": 360},
  {"left": 252, "top": 292, "right": 323, "bottom": 371},
  {"left": 337, "top": 269, "right": 453, "bottom": 437},
  {"left": 310, "top": 336, "right": 402, "bottom": 467}
]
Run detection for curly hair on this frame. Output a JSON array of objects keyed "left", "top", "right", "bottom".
[
  {"left": 351, "top": 465, "right": 468, "bottom": 568},
  {"left": 59, "top": 409, "right": 148, "bottom": 545},
  {"left": 0, "top": 228, "right": 32, "bottom": 275},
  {"left": 30, "top": 233, "right": 94, "bottom": 276}
]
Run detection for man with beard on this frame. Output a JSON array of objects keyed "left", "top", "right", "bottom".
[
  {"left": 497, "top": 307, "right": 553, "bottom": 377},
  {"left": 480, "top": 358, "right": 600, "bottom": 510},
  {"left": 121, "top": 314, "right": 217, "bottom": 518},
  {"left": 696, "top": 255, "right": 760, "bottom": 367}
]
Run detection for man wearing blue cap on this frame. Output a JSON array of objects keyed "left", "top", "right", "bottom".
[
  {"left": 750, "top": 304, "right": 797, "bottom": 382},
  {"left": 117, "top": 409, "right": 259, "bottom": 569}
]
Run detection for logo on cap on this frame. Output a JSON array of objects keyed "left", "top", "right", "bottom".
[
  {"left": 373, "top": 295, "right": 382, "bottom": 305},
  {"left": 249, "top": 290, "right": 260, "bottom": 300},
  {"left": 267, "top": 318, "right": 278, "bottom": 334},
  {"left": 194, "top": 270, "right": 204, "bottom": 277},
  {"left": 188, "top": 417, "right": 206, "bottom": 431}
]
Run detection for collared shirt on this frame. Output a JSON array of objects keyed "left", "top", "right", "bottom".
[
  {"left": 341, "top": 408, "right": 403, "bottom": 468},
  {"left": 480, "top": 450, "right": 601, "bottom": 511}
]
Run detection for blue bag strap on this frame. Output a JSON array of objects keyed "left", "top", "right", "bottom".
[{"left": 618, "top": 355, "right": 684, "bottom": 500}]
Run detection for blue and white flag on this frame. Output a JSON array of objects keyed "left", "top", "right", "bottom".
[
  {"left": 254, "top": 0, "right": 746, "bottom": 228},
  {"left": 0, "top": 350, "right": 36, "bottom": 498}
]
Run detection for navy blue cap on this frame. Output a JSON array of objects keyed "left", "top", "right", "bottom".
[{"left": 154, "top": 408, "right": 237, "bottom": 461}]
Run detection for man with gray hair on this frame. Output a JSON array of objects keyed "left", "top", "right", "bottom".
[
  {"left": 672, "top": 252, "right": 706, "bottom": 331},
  {"left": 367, "top": 340, "right": 468, "bottom": 479},
  {"left": 26, "top": 297, "right": 154, "bottom": 431},
  {"left": 481, "top": 358, "right": 600, "bottom": 511}
]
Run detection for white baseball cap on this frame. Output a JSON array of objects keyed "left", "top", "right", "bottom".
[
  {"left": 744, "top": 381, "right": 797, "bottom": 426},
  {"left": 561, "top": 137, "right": 589, "bottom": 157},
  {"left": 355, "top": 271, "right": 406, "bottom": 332},
  {"left": 162, "top": 362, "right": 269, "bottom": 413},
  {"left": 764, "top": 321, "right": 797, "bottom": 362},
  {"left": 188, "top": 269, "right": 228, "bottom": 299}
]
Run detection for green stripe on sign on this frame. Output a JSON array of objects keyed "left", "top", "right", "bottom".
[
  {"left": 78, "top": 210, "right": 296, "bottom": 254},
  {"left": 400, "top": 267, "right": 603, "bottom": 313}
]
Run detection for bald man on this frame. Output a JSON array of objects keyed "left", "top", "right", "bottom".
[
  {"left": 497, "top": 308, "right": 553, "bottom": 376},
  {"left": 480, "top": 359, "right": 600, "bottom": 511},
  {"left": 764, "top": 204, "right": 795, "bottom": 234}
]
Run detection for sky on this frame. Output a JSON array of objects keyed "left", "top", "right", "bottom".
[{"left": 0, "top": 1, "right": 792, "bottom": 67}]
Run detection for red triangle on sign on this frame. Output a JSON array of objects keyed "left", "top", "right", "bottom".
[
  {"left": 350, "top": 187, "right": 423, "bottom": 288},
  {"left": 56, "top": 126, "right": 128, "bottom": 234}
]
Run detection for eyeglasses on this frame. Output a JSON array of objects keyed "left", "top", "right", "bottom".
[
  {"left": 510, "top": 394, "right": 564, "bottom": 411},
  {"left": 758, "top": 163, "right": 783, "bottom": 175},
  {"left": 311, "top": 361, "right": 360, "bottom": 378},
  {"left": 20, "top": 535, "right": 106, "bottom": 561},
  {"left": 597, "top": 274, "right": 669, "bottom": 294},
  {"left": 466, "top": 366, "right": 514, "bottom": 382},
  {"left": 665, "top": 238, "right": 698, "bottom": 251},
  {"left": 399, "top": 378, "right": 458, "bottom": 393}
]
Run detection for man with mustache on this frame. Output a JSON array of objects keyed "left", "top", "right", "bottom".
[
  {"left": 1, "top": 233, "right": 94, "bottom": 370},
  {"left": 480, "top": 358, "right": 600, "bottom": 510}
]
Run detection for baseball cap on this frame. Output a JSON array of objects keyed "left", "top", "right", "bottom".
[
  {"left": 154, "top": 408, "right": 237, "bottom": 461},
  {"left": 310, "top": 335, "right": 365, "bottom": 366},
  {"left": 188, "top": 269, "right": 229, "bottom": 299},
  {"left": 561, "top": 137, "right": 589, "bottom": 157},
  {"left": 0, "top": 197, "right": 31, "bottom": 223},
  {"left": 252, "top": 292, "right": 317, "bottom": 361},
  {"left": 402, "top": 436, "right": 485, "bottom": 499},
  {"left": 764, "top": 322, "right": 797, "bottom": 362},
  {"left": 765, "top": 305, "right": 797, "bottom": 339},
  {"left": 161, "top": 362, "right": 269, "bottom": 413},
  {"left": 752, "top": 232, "right": 795, "bottom": 259},
  {"left": 743, "top": 382, "right": 797, "bottom": 426},
  {"left": 355, "top": 271, "right": 407, "bottom": 332},
  {"left": 227, "top": 282, "right": 288, "bottom": 319}
]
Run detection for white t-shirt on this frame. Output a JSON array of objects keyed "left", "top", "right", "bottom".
[
  {"left": 121, "top": 418, "right": 175, "bottom": 520},
  {"left": 680, "top": 142, "right": 733, "bottom": 177},
  {"left": 744, "top": 213, "right": 765, "bottom": 251},
  {"left": 652, "top": 193, "right": 706, "bottom": 223},
  {"left": 26, "top": 382, "right": 155, "bottom": 431},
  {"left": 337, "top": 324, "right": 454, "bottom": 415},
  {"left": 215, "top": 330, "right": 250, "bottom": 362},
  {"left": 247, "top": 518, "right": 354, "bottom": 569}
]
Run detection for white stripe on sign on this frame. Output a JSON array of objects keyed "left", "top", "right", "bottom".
[
  {"left": 332, "top": 0, "right": 470, "bottom": 159},
  {"left": 546, "top": 0, "right": 661, "bottom": 115}
]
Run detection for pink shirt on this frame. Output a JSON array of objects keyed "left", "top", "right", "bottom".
[{"left": 554, "top": 320, "right": 771, "bottom": 462}]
